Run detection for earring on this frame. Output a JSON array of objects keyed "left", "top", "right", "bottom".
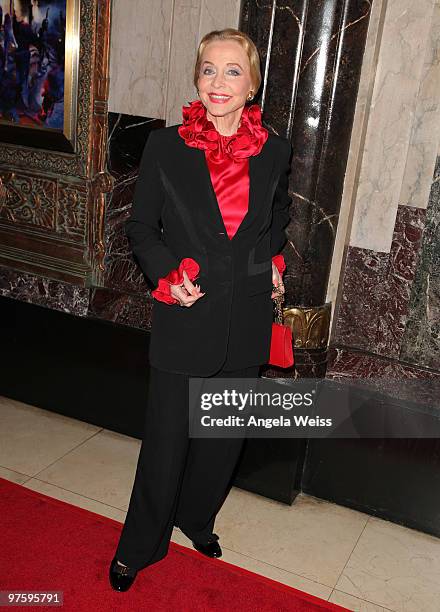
[{"left": 247, "top": 90, "right": 254, "bottom": 101}]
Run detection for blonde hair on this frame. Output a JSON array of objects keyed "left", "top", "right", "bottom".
[{"left": 193, "top": 29, "right": 262, "bottom": 100}]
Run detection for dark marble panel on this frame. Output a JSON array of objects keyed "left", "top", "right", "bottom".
[
  {"left": 332, "top": 245, "right": 389, "bottom": 351},
  {"left": 0, "top": 265, "right": 89, "bottom": 315},
  {"left": 261, "top": 0, "right": 307, "bottom": 138},
  {"left": 103, "top": 113, "right": 164, "bottom": 296},
  {"left": 261, "top": 346, "right": 328, "bottom": 380},
  {"left": 376, "top": 206, "right": 425, "bottom": 358},
  {"left": 241, "top": 0, "right": 373, "bottom": 308},
  {"left": 240, "top": 0, "right": 275, "bottom": 100},
  {"left": 327, "top": 346, "right": 439, "bottom": 380},
  {"left": 401, "top": 156, "right": 440, "bottom": 370},
  {"left": 88, "top": 287, "right": 153, "bottom": 331},
  {"left": 332, "top": 205, "right": 426, "bottom": 361},
  {"left": 327, "top": 346, "right": 440, "bottom": 407}
]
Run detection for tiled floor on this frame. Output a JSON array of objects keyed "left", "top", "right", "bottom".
[{"left": 2, "top": 394, "right": 440, "bottom": 612}]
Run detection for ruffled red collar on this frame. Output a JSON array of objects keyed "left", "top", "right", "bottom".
[{"left": 177, "top": 99, "right": 268, "bottom": 162}]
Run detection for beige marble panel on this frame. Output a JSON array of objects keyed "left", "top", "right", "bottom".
[
  {"left": 198, "top": 0, "right": 241, "bottom": 41},
  {"left": 215, "top": 487, "right": 368, "bottom": 588},
  {"left": 336, "top": 516, "right": 440, "bottom": 612},
  {"left": 326, "top": 0, "right": 387, "bottom": 318},
  {"left": 350, "top": 0, "right": 436, "bottom": 253},
  {"left": 165, "top": 0, "right": 241, "bottom": 126},
  {"left": 108, "top": 0, "right": 241, "bottom": 121},
  {"left": 23, "top": 478, "right": 127, "bottom": 523},
  {"left": 0, "top": 465, "right": 31, "bottom": 485},
  {"left": 108, "top": 0, "right": 173, "bottom": 118},
  {"left": 164, "top": 0, "right": 202, "bottom": 127},
  {"left": 0, "top": 396, "right": 101, "bottom": 476},
  {"left": 330, "top": 590, "right": 389, "bottom": 611},
  {"left": 35, "top": 429, "right": 141, "bottom": 510},
  {"left": 173, "top": 526, "right": 333, "bottom": 599},
  {"left": 399, "top": 0, "right": 440, "bottom": 209}
]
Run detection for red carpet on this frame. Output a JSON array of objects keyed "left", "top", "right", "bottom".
[{"left": 1, "top": 477, "right": 351, "bottom": 611}]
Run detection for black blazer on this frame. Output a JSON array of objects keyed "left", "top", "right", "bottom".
[{"left": 125, "top": 123, "right": 292, "bottom": 376}]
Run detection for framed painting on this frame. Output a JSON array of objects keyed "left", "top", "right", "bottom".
[{"left": 0, "top": 0, "right": 80, "bottom": 153}]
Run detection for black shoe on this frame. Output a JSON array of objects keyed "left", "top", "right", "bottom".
[
  {"left": 192, "top": 536, "right": 222, "bottom": 558},
  {"left": 109, "top": 556, "right": 138, "bottom": 592}
]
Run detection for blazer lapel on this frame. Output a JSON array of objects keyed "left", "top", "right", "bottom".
[
  {"left": 237, "top": 147, "right": 275, "bottom": 237},
  {"left": 166, "top": 134, "right": 276, "bottom": 244},
  {"left": 194, "top": 140, "right": 276, "bottom": 240},
  {"left": 196, "top": 148, "right": 229, "bottom": 237}
]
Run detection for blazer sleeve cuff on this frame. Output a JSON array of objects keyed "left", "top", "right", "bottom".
[
  {"left": 151, "top": 257, "right": 200, "bottom": 304},
  {"left": 272, "top": 254, "right": 286, "bottom": 274}
]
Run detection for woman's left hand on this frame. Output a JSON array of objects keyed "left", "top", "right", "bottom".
[{"left": 271, "top": 261, "right": 285, "bottom": 300}]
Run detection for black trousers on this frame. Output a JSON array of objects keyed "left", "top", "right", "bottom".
[{"left": 115, "top": 362, "right": 260, "bottom": 571}]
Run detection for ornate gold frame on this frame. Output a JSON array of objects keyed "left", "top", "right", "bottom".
[
  {"left": 0, "top": 0, "right": 81, "bottom": 153},
  {"left": 63, "top": 0, "right": 80, "bottom": 149}
]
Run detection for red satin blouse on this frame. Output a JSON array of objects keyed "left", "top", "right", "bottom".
[{"left": 151, "top": 99, "right": 285, "bottom": 304}]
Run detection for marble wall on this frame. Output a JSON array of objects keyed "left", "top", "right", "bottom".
[
  {"left": 329, "top": 0, "right": 440, "bottom": 375},
  {"left": 108, "top": 0, "right": 241, "bottom": 125},
  {"left": 350, "top": 0, "right": 440, "bottom": 253},
  {"left": 402, "top": 155, "right": 440, "bottom": 369},
  {"left": 2, "top": 0, "right": 439, "bottom": 379},
  {"left": 1, "top": 0, "right": 241, "bottom": 327}
]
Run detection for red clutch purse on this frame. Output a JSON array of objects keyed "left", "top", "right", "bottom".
[{"left": 268, "top": 289, "right": 294, "bottom": 368}]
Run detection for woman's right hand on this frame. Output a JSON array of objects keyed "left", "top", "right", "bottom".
[{"left": 170, "top": 270, "right": 205, "bottom": 307}]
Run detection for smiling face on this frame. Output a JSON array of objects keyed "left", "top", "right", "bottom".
[{"left": 196, "top": 39, "right": 254, "bottom": 118}]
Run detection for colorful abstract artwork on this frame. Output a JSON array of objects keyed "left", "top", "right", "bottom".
[{"left": 0, "top": 0, "right": 66, "bottom": 130}]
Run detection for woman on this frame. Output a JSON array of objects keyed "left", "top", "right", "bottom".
[{"left": 109, "top": 28, "right": 292, "bottom": 592}]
